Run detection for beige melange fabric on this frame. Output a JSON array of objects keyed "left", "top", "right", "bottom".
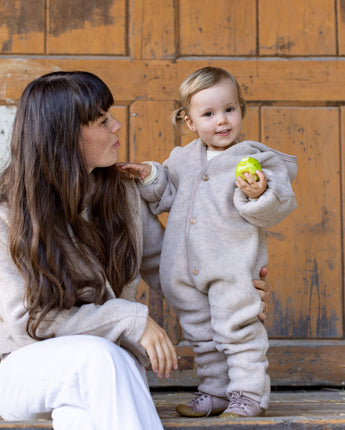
[
  {"left": 0, "top": 181, "right": 164, "bottom": 368},
  {"left": 138, "top": 139, "right": 297, "bottom": 409}
]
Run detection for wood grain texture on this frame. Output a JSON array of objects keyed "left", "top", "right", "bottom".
[
  {"left": 179, "top": 0, "right": 257, "bottom": 56},
  {"left": 0, "top": 0, "right": 45, "bottom": 54},
  {"left": 47, "top": 0, "right": 127, "bottom": 54},
  {"left": 259, "top": 0, "right": 336, "bottom": 56}
]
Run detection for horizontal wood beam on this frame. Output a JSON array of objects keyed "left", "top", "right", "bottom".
[
  {"left": 148, "top": 340, "right": 345, "bottom": 388},
  {"left": 1, "top": 58, "right": 345, "bottom": 104}
]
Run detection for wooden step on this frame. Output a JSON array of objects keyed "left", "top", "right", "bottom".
[{"left": 0, "top": 389, "right": 344, "bottom": 429}]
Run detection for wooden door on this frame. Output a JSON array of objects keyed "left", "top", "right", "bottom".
[{"left": 1, "top": 0, "right": 345, "bottom": 387}]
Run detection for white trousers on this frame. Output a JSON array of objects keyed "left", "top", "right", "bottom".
[{"left": 0, "top": 335, "right": 163, "bottom": 430}]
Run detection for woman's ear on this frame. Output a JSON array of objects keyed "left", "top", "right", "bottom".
[{"left": 185, "top": 115, "right": 196, "bottom": 132}]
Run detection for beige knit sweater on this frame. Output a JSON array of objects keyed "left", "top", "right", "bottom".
[{"left": 0, "top": 181, "right": 164, "bottom": 366}]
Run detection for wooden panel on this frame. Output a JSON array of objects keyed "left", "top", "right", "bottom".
[
  {"left": 148, "top": 340, "right": 345, "bottom": 387},
  {"left": 338, "top": 0, "right": 345, "bottom": 55},
  {"left": 262, "top": 107, "right": 342, "bottom": 338},
  {"left": 4, "top": 59, "right": 345, "bottom": 105},
  {"left": 341, "top": 107, "right": 345, "bottom": 319},
  {"left": 47, "top": 0, "right": 127, "bottom": 54},
  {"left": 130, "top": 100, "right": 180, "bottom": 342},
  {"left": 0, "top": 0, "right": 45, "bottom": 54},
  {"left": 129, "top": 0, "right": 176, "bottom": 59},
  {"left": 179, "top": 0, "right": 256, "bottom": 56},
  {"left": 129, "top": 100, "right": 176, "bottom": 163},
  {"left": 240, "top": 106, "right": 260, "bottom": 142},
  {"left": 259, "top": 0, "right": 336, "bottom": 56}
]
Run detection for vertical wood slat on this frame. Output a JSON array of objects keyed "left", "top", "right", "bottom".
[
  {"left": 129, "top": 100, "right": 181, "bottom": 341},
  {"left": 259, "top": 0, "right": 336, "bottom": 56},
  {"left": 0, "top": 0, "right": 45, "bottom": 54},
  {"left": 47, "top": 0, "right": 127, "bottom": 54},
  {"left": 129, "top": 100, "right": 176, "bottom": 163},
  {"left": 262, "top": 107, "right": 343, "bottom": 339},
  {"left": 179, "top": 0, "right": 257, "bottom": 56},
  {"left": 341, "top": 106, "right": 345, "bottom": 332},
  {"left": 128, "top": 0, "right": 176, "bottom": 59},
  {"left": 338, "top": 0, "right": 345, "bottom": 55}
]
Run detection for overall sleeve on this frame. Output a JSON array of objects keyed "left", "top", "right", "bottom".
[
  {"left": 138, "top": 159, "right": 177, "bottom": 215},
  {"left": 233, "top": 151, "right": 297, "bottom": 228}
]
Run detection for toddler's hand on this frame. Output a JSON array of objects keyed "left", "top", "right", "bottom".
[
  {"left": 236, "top": 170, "right": 267, "bottom": 199},
  {"left": 117, "top": 162, "right": 152, "bottom": 180}
]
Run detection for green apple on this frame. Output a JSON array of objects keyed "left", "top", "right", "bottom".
[{"left": 236, "top": 157, "right": 262, "bottom": 181}]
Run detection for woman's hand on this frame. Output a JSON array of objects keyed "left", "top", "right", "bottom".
[
  {"left": 253, "top": 267, "right": 272, "bottom": 321},
  {"left": 139, "top": 316, "right": 178, "bottom": 378}
]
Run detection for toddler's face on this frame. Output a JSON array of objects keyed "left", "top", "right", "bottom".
[{"left": 185, "top": 78, "right": 242, "bottom": 151}]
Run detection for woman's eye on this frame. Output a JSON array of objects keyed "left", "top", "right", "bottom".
[{"left": 101, "top": 117, "right": 108, "bottom": 125}]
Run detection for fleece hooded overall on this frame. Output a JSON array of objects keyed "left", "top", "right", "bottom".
[{"left": 139, "top": 139, "right": 297, "bottom": 409}]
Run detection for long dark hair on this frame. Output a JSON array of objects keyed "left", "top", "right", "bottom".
[{"left": 0, "top": 71, "right": 138, "bottom": 340}]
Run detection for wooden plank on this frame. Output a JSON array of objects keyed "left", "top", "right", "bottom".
[
  {"left": 338, "top": 0, "right": 345, "bottom": 55},
  {"left": 129, "top": 100, "right": 180, "bottom": 336},
  {"left": 2, "top": 390, "right": 345, "bottom": 429},
  {"left": 179, "top": 0, "right": 257, "bottom": 56},
  {"left": 259, "top": 0, "right": 336, "bottom": 56},
  {"left": 148, "top": 340, "right": 345, "bottom": 387},
  {"left": 341, "top": 107, "right": 345, "bottom": 321},
  {"left": 240, "top": 106, "right": 260, "bottom": 142},
  {"left": 47, "top": 0, "right": 127, "bottom": 54},
  {"left": 129, "top": 100, "right": 176, "bottom": 163},
  {"left": 129, "top": 0, "right": 176, "bottom": 59},
  {"left": 262, "top": 107, "right": 343, "bottom": 339},
  {"left": 0, "top": 0, "right": 45, "bottom": 54},
  {"left": 155, "top": 390, "right": 345, "bottom": 429},
  {"left": 4, "top": 59, "right": 345, "bottom": 104}
]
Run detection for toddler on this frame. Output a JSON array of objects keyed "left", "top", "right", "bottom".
[{"left": 120, "top": 67, "right": 297, "bottom": 418}]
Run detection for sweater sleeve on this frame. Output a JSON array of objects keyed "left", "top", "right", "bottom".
[
  {"left": 138, "top": 196, "right": 165, "bottom": 296},
  {"left": 233, "top": 150, "right": 297, "bottom": 228},
  {"left": 0, "top": 214, "right": 148, "bottom": 356}
]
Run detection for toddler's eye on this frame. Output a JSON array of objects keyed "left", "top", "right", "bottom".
[
  {"left": 226, "top": 107, "right": 235, "bottom": 113},
  {"left": 204, "top": 112, "right": 213, "bottom": 117}
]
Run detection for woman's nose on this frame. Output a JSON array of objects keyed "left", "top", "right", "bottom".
[{"left": 111, "top": 117, "right": 122, "bottom": 133}]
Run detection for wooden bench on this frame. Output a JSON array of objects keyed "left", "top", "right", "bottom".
[{"left": 1, "top": 389, "right": 345, "bottom": 429}]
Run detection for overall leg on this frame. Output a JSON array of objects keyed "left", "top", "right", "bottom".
[
  {"left": 208, "top": 278, "right": 270, "bottom": 410},
  {"left": 163, "top": 279, "right": 229, "bottom": 397},
  {"left": 0, "top": 335, "right": 163, "bottom": 430}
]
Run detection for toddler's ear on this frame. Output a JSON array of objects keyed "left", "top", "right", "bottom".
[{"left": 185, "top": 115, "right": 196, "bottom": 132}]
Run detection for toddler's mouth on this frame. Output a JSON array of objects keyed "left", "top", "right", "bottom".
[{"left": 216, "top": 129, "right": 231, "bottom": 135}]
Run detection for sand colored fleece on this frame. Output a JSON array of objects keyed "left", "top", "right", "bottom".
[
  {"left": 0, "top": 181, "right": 164, "bottom": 368},
  {"left": 138, "top": 139, "right": 297, "bottom": 408}
]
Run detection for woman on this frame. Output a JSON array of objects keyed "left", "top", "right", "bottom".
[
  {"left": 0, "top": 71, "right": 177, "bottom": 430},
  {"left": 0, "top": 71, "right": 270, "bottom": 429}
]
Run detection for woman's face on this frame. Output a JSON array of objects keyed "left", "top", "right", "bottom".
[{"left": 79, "top": 110, "right": 122, "bottom": 172}]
